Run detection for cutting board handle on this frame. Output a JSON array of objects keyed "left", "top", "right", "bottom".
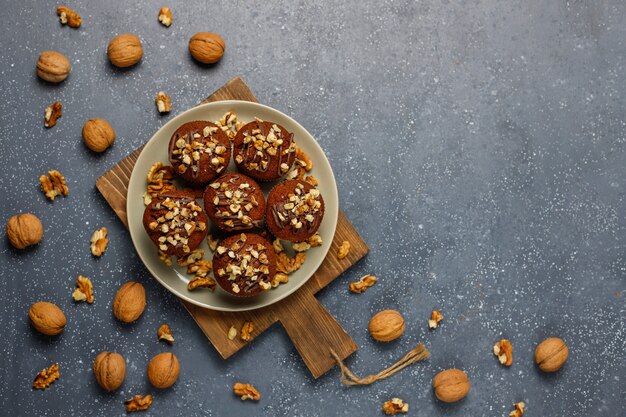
[{"left": 277, "top": 287, "right": 358, "bottom": 379}]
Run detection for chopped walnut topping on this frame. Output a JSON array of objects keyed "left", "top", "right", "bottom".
[
  {"left": 208, "top": 175, "right": 261, "bottom": 229},
  {"left": 90, "top": 227, "right": 109, "bottom": 257},
  {"left": 40, "top": 170, "right": 69, "bottom": 201},
  {"left": 171, "top": 124, "right": 226, "bottom": 175},
  {"left": 227, "top": 325, "right": 237, "bottom": 340},
  {"left": 233, "top": 382, "right": 260, "bottom": 401},
  {"left": 292, "top": 241, "right": 311, "bottom": 252},
  {"left": 57, "top": 6, "right": 81, "bottom": 28},
  {"left": 238, "top": 121, "right": 296, "bottom": 173},
  {"left": 428, "top": 309, "right": 444, "bottom": 329},
  {"left": 240, "top": 321, "right": 254, "bottom": 342},
  {"left": 125, "top": 394, "right": 153, "bottom": 412},
  {"left": 493, "top": 339, "right": 513, "bottom": 367},
  {"left": 158, "top": 7, "right": 172, "bottom": 27},
  {"left": 44, "top": 102, "right": 62, "bottom": 128},
  {"left": 207, "top": 234, "right": 219, "bottom": 251},
  {"left": 158, "top": 323, "right": 175, "bottom": 343},
  {"left": 272, "top": 238, "right": 284, "bottom": 253},
  {"left": 187, "top": 276, "right": 216, "bottom": 291},
  {"left": 177, "top": 249, "right": 204, "bottom": 266},
  {"left": 72, "top": 275, "right": 94, "bottom": 303},
  {"left": 382, "top": 398, "right": 409, "bottom": 415},
  {"left": 271, "top": 182, "right": 322, "bottom": 233},
  {"left": 336, "top": 241, "right": 350, "bottom": 259},
  {"left": 158, "top": 250, "right": 172, "bottom": 265},
  {"left": 348, "top": 274, "right": 378, "bottom": 294},
  {"left": 33, "top": 363, "right": 60, "bottom": 390},
  {"left": 155, "top": 91, "right": 171, "bottom": 113},
  {"left": 216, "top": 111, "right": 243, "bottom": 140},
  {"left": 270, "top": 272, "right": 289, "bottom": 287},
  {"left": 509, "top": 402, "right": 525, "bottom": 417},
  {"left": 295, "top": 147, "right": 313, "bottom": 171},
  {"left": 276, "top": 252, "right": 306, "bottom": 274}
]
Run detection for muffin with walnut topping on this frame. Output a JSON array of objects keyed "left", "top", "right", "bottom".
[
  {"left": 233, "top": 120, "right": 297, "bottom": 182},
  {"left": 142, "top": 191, "right": 208, "bottom": 257},
  {"left": 203, "top": 173, "right": 266, "bottom": 232},
  {"left": 212, "top": 233, "right": 277, "bottom": 297},
  {"left": 266, "top": 179, "right": 324, "bottom": 242},
  {"left": 168, "top": 120, "right": 231, "bottom": 184}
]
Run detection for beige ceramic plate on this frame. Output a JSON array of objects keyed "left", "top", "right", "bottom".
[{"left": 127, "top": 100, "right": 338, "bottom": 312}]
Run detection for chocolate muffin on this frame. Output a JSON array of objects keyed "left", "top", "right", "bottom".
[
  {"left": 266, "top": 179, "right": 324, "bottom": 242},
  {"left": 168, "top": 120, "right": 231, "bottom": 184},
  {"left": 233, "top": 120, "right": 297, "bottom": 182},
  {"left": 143, "top": 191, "right": 208, "bottom": 257},
  {"left": 203, "top": 173, "right": 266, "bottom": 232},
  {"left": 213, "top": 233, "right": 276, "bottom": 297}
]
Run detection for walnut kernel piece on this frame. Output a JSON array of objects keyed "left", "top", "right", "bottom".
[
  {"left": 158, "top": 250, "right": 172, "bottom": 265},
  {"left": 57, "top": 6, "right": 81, "bottom": 28},
  {"left": 295, "top": 147, "right": 313, "bottom": 171},
  {"left": 187, "top": 276, "right": 216, "bottom": 291},
  {"left": 158, "top": 324, "right": 175, "bottom": 343},
  {"left": 382, "top": 398, "right": 409, "bottom": 415},
  {"left": 271, "top": 272, "right": 289, "bottom": 288},
  {"left": 216, "top": 111, "right": 243, "bottom": 140},
  {"left": 272, "top": 238, "right": 284, "bottom": 253},
  {"left": 292, "top": 241, "right": 311, "bottom": 252},
  {"left": 73, "top": 275, "right": 94, "bottom": 303},
  {"left": 349, "top": 274, "right": 378, "bottom": 294},
  {"left": 233, "top": 382, "right": 260, "bottom": 401},
  {"left": 240, "top": 321, "right": 254, "bottom": 342},
  {"left": 33, "top": 363, "right": 60, "bottom": 390},
  {"left": 337, "top": 241, "right": 350, "bottom": 259},
  {"left": 207, "top": 234, "right": 219, "bottom": 251},
  {"left": 227, "top": 326, "right": 237, "bottom": 340},
  {"left": 90, "top": 227, "right": 109, "bottom": 257},
  {"left": 158, "top": 7, "right": 172, "bottom": 27},
  {"left": 304, "top": 175, "right": 318, "bottom": 187},
  {"left": 187, "top": 260, "right": 212, "bottom": 277},
  {"left": 428, "top": 310, "right": 444, "bottom": 329},
  {"left": 40, "top": 170, "right": 69, "bottom": 201},
  {"left": 177, "top": 249, "right": 204, "bottom": 266},
  {"left": 493, "top": 339, "right": 513, "bottom": 367},
  {"left": 155, "top": 91, "right": 171, "bottom": 113},
  {"left": 509, "top": 402, "right": 525, "bottom": 417},
  {"left": 276, "top": 252, "right": 306, "bottom": 274},
  {"left": 307, "top": 233, "right": 323, "bottom": 247},
  {"left": 44, "top": 102, "right": 62, "bottom": 128},
  {"left": 125, "top": 394, "right": 153, "bottom": 412}
]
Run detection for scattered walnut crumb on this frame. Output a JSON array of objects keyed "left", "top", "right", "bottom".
[
  {"left": 40, "top": 170, "right": 68, "bottom": 201},
  {"left": 493, "top": 339, "right": 513, "bottom": 367},
  {"left": 72, "top": 275, "right": 94, "bottom": 303},
  {"left": 207, "top": 234, "right": 219, "bottom": 252},
  {"left": 158, "top": 324, "right": 174, "bottom": 343},
  {"left": 240, "top": 321, "right": 254, "bottom": 342},
  {"left": 307, "top": 233, "right": 323, "bottom": 247},
  {"left": 57, "top": 6, "right": 81, "bottom": 28},
  {"left": 33, "top": 363, "right": 60, "bottom": 390},
  {"left": 227, "top": 326, "right": 237, "bottom": 340},
  {"left": 125, "top": 394, "right": 153, "bottom": 412},
  {"left": 336, "top": 241, "right": 350, "bottom": 259},
  {"left": 158, "top": 7, "right": 172, "bottom": 27},
  {"left": 509, "top": 402, "right": 525, "bottom": 417},
  {"left": 44, "top": 102, "right": 62, "bottom": 128},
  {"left": 272, "top": 238, "right": 284, "bottom": 253},
  {"left": 158, "top": 250, "right": 172, "bottom": 265},
  {"left": 155, "top": 91, "right": 171, "bottom": 113},
  {"left": 276, "top": 252, "right": 306, "bottom": 274},
  {"left": 428, "top": 309, "right": 444, "bottom": 329},
  {"left": 271, "top": 272, "right": 289, "bottom": 288},
  {"left": 187, "top": 259, "right": 212, "bottom": 277},
  {"left": 233, "top": 382, "right": 261, "bottom": 401},
  {"left": 177, "top": 249, "right": 204, "bottom": 266},
  {"left": 382, "top": 398, "right": 409, "bottom": 415},
  {"left": 349, "top": 274, "right": 378, "bottom": 294},
  {"left": 292, "top": 241, "right": 311, "bottom": 252},
  {"left": 90, "top": 227, "right": 109, "bottom": 257},
  {"left": 187, "top": 276, "right": 216, "bottom": 291}
]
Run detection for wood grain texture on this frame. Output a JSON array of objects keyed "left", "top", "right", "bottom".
[{"left": 95, "top": 76, "right": 367, "bottom": 378}]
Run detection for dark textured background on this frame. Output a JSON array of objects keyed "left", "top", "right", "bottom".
[{"left": 1, "top": 0, "right": 624, "bottom": 416}]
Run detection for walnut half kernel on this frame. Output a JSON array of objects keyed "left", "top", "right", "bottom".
[
  {"left": 158, "top": 323, "right": 175, "bottom": 343},
  {"left": 382, "top": 397, "right": 409, "bottom": 415},
  {"left": 337, "top": 241, "right": 350, "bottom": 259},
  {"left": 90, "top": 227, "right": 109, "bottom": 257},
  {"left": 493, "top": 339, "right": 513, "bottom": 367},
  {"left": 240, "top": 321, "right": 254, "bottom": 342},
  {"left": 349, "top": 274, "right": 377, "bottom": 294},
  {"left": 40, "top": 170, "right": 69, "bottom": 201},
  {"left": 44, "top": 102, "right": 62, "bottom": 128},
  {"left": 158, "top": 7, "right": 172, "bottom": 27},
  {"left": 428, "top": 309, "right": 444, "bottom": 329},
  {"left": 156, "top": 91, "right": 171, "bottom": 114},
  {"left": 233, "top": 382, "right": 260, "bottom": 401},
  {"left": 73, "top": 275, "right": 94, "bottom": 303},
  {"left": 509, "top": 402, "right": 525, "bottom": 417},
  {"left": 33, "top": 363, "right": 60, "bottom": 390},
  {"left": 125, "top": 394, "right": 153, "bottom": 412}
]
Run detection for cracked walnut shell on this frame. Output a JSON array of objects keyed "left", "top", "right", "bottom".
[
  {"left": 33, "top": 363, "right": 60, "bottom": 390},
  {"left": 113, "top": 282, "right": 146, "bottom": 323},
  {"left": 432, "top": 369, "right": 470, "bottom": 403},
  {"left": 93, "top": 351, "right": 126, "bottom": 392},
  {"left": 233, "top": 382, "right": 260, "bottom": 401},
  {"left": 189, "top": 32, "right": 225, "bottom": 64},
  {"left": 29, "top": 301, "right": 66, "bottom": 336},
  {"left": 83, "top": 118, "right": 115, "bottom": 152},
  {"left": 369, "top": 310, "right": 405, "bottom": 342},
  {"left": 6, "top": 213, "right": 43, "bottom": 249},
  {"left": 36, "top": 51, "right": 70, "bottom": 83},
  {"left": 147, "top": 352, "right": 180, "bottom": 389},
  {"left": 107, "top": 34, "right": 143, "bottom": 68},
  {"left": 535, "top": 337, "right": 568, "bottom": 372}
]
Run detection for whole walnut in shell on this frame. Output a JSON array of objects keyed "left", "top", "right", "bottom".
[
  {"left": 535, "top": 337, "right": 569, "bottom": 372},
  {"left": 6, "top": 213, "right": 43, "bottom": 249},
  {"left": 29, "top": 302, "right": 66, "bottom": 336},
  {"left": 432, "top": 368, "right": 471, "bottom": 403},
  {"left": 36, "top": 51, "right": 71, "bottom": 83},
  {"left": 188, "top": 32, "right": 225, "bottom": 64},
  {"left": 93, "top": 351, "right": 126, "bottom": 391},
  {"left": 368, "top": 309, "right": 405, "bottom": 342},
  {"left": 147, "top": 352, "right": 180, "bottom": 389},
  {"left": 107, "top": 34, "right": 143, "bottom": 68},
  {"left": 82, "top": 118, "right": 115, "bottom": 153},
  {"left": 113, "top": 282, "right": 146, "bottom": 323}
]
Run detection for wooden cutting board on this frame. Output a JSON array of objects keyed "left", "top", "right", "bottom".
[{"left": 96, "top": 76, "right": 368, "bottom": 378}]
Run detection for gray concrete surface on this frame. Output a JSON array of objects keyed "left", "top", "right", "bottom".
[{"left": 1, "top": 0, "right": 624, "bottom": 415}]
